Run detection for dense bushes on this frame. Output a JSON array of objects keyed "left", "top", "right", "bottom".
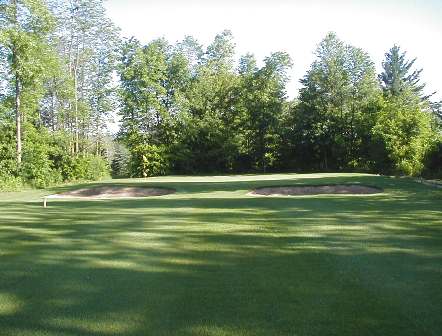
[
  {"left": 72, "top": 155, "right": 110, "bottom": 181},
  {"left": 423, "top": 141, "right": 442, "bottom": 179},
  {"left": 0, "top": 127, "right": 18, "bottom": 176},
  {"left": 0, "top": 124, "right": 110, "bottom": 191},
  {"left": 20, "top": 127, "right": 61, "bottom": 188},
  {"left": 110, "top": 143, "right": 130, "bottom": 178},
  {"left": 0, "top": 173, "right": 24, "bottom": 192},
  {"left": 371, "top": 92, "right": 436, "bottom": 176},
  {"left": 129, "top": 144, "right": 169, "bottom": 177}
]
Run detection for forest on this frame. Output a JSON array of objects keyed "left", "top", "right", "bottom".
[{"left": 1, "top": 0, "right": 441, "bottom": 190}]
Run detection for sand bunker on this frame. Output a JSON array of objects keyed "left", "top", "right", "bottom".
[
  {"left": 250, "top": 184, "right": 382, "bottom": 196},
  {"left": 50, "top": 186, "right": 175, "bottom": 199}
]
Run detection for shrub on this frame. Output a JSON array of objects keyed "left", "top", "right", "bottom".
[
  {"left": 423, "top": 140, "right": 442, "bottom": 179},
  {"left": 47, "top": 133, "right": 110, "bottom": 182},
  {"left": 129, "top": 143, "right": 169, "bottom": 177},
  {"left": 0, "top": 123, "right": 110, "bottom": 189},
  {"left": 21, "top": 127, "right": 62, "bottom": 188},
  {"left": 111, "top": 143, "right": 130, "bottom": 178},
  {"left": 72, "top": 154, "right": 110, "bottom": 181},
  {"left": 0, "top": 124, "right": 18, "bottom": 176},
  {"left": 47, "top": 132, "right": 77, "bottom": 181},
  {"left": 0, "top": 173, "right": 24, "bottom": 191},
  {"left": 371, "top": 92, "right": 436, "bottom": 176}
]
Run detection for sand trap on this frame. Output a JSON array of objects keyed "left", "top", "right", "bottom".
[
  {"left": 250, "top": 184, "right": 382, "bottom": 196},
  {"left": 49, "top": 186, "right": 175, "bottom": 199}
]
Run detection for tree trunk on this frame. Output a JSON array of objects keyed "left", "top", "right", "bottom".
[
  {"left": 96, "top": 134, "right": 100, "bottom": 156},
  {"left": 15, "top": 74, "right": 22, "bottom": 166},
  {"left": 12, "top": 0, "right": 22, "bottom": 166},
  {"left": 74, "top": 43, "right": 80, "bottom": 154},
  {"left": 259, "top": 129, "right": 266, "bottom": 173},
  {"left": 324, "top": 149, "right": 328, "bottom": 170},
  {"left": 74, "top": 87, "right": 79, "bottom": 154}
]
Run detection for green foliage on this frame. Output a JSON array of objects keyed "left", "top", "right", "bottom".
[
  {"left": 21, "top": 126, "right": 62, "bottom": 188},
  {"left": 291, "top": 32, "right": 381, "bottom": 171},
  {"left": 111, "top": 143, "right": 130, "bottom": 178},
  {"left": 45, "top": 132, "right": 77, "bottom": 181},
  {"left": 0, "top": 0, "right": 118, "bottom": 190},
  {"left": 118, "top": 38, "right": 171, "bottom": 142},
  {"left": 238, "top": 52, "right": 293, "bottom": 172},
  {"left": 19, "top": 127, "right": 111, "bottom": 188},
  {"left": 372, "top": 91, "right": 436, "bottom": 176},
  {"left": 118, "top": 32, "right": 296, "bottom": 174},
  {"left": 71, "top": 154, "right": 110, "bottom": 181},
  {"left": 117, "top": 31, "right": 440, "bottom": 178},
  {"left": 205, "top": 30, "right": 235, "bottom": 72},
  {"left": 0, "top": 123, "right": 110, "bottom": 189},
  {"left": 1, "top": 0, "right": 58, "bottom": 108},
  {"left": 430, "top": 101, "right": 442, "bottom": 121},
  {"left": 0, "top": 122, "right": 17, "bottom": 175},
  {"left": 423, "top": 140, "right": 442, "bottom": 178},
  {"left": 379, "top": 45, "right": 430, "bottom": 99},
  {"left": 129, "top": 143, "right": 169, "bottom": 177},
  {"left": 0, "top": 172, "right": 23, "bottom": 191},
  {"left": 3, "top": 13, "right": 441, "bottom": 187}
]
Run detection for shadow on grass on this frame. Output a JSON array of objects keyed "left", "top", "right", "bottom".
[{"left": 0, "top": 188, "right": 441, "bottom": 336}]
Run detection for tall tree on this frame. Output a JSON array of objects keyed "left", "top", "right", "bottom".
[
  {"left": 174, "top": 30, "right": 239, "bottom": 172},
  {"left": 377, "top": 45, "right": 440, "bottom": 175},
  {"left": 175, "top": 35, "right": 203, "bottom": 76},
  {"left": 372, "top": 88, "right": 436, "bottom": 175},
  {"left": 430, "top": 101, "right": 442, "bottom": 121},
  {"left": 48, "top": 0, "right": 120, "bottom": 154},
  {"left": 204, "top": 29, "right": 235, "bottom": 72},
  {"left": 379, "top": 45, "right": 434, "bottom": 100},
  {"left": 0, "top": 0, "right": 56, "bottom": 166},
  {"left": 293, "top": 32, "right": 380, "bottom": 170},
  {"left": 239, "top": 52, "right": 293, "bottom": 171},
  {"left": 118, "top": 38, "right": 169, "bottom": 142}
]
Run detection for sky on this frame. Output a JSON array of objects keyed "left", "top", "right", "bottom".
[{"left": 104, "top": 0, "right": 442, "bottom": 100}]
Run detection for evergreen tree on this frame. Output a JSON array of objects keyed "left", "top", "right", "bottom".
[{"left": 379, "top": 45, "right": 434, "bottom": 100}]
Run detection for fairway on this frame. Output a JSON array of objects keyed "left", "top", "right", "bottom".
[{"left": 0, "top": 173, "right": 441, "bottom": 336}]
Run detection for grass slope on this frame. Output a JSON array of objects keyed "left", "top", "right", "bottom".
[{"left": 0, "top": 173, "right": 441, "bottom": 336}]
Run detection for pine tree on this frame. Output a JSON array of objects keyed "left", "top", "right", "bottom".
[{"left": 379, "top": 45, "right": 434, "bottom": 100}]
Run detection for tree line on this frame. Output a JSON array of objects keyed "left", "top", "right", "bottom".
[
  {"left": 0, "top": 0, "right": 119, "bottom": 189},
  {"left": 1, "top": 0, "right": 441, "bottom": 190}
]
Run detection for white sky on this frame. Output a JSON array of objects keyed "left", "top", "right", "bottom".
[{"left": 104, "top": 0, "right": 442, "bottom": 100}]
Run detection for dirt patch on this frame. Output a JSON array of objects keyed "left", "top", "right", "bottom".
[
  {"left": 51, "top": 186, "right": 175, "bottom": 199},
  {"left": 250, "top": 184, "right": 382, "bottom": 196}
]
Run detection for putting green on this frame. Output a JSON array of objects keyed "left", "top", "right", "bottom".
[{"left": 0, "top": 173, "right": 441, "bottom": 336}]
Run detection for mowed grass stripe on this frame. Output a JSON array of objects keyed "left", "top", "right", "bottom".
[{"left": 0, "top": 173, "right": 441, "bottom": 336}]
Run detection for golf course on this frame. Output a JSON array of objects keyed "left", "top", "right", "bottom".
[
  {"left": 2, "top": 0, "right": 442, "bottom": 334},
  {"left": 0, "top": 173, "right": 441, "bottom": 336}
]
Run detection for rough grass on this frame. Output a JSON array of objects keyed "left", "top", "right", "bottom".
[{"left": 0, "top": 173, "right": 441, "bottom": 336}]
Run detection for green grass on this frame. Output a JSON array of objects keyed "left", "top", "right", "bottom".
[{"left": 0, "top": 173, "right": 441, "bottom": 336}]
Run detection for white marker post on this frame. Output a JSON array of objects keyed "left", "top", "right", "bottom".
[{"left": 43, "top": 197, "right": 47, "bottom": 208}]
